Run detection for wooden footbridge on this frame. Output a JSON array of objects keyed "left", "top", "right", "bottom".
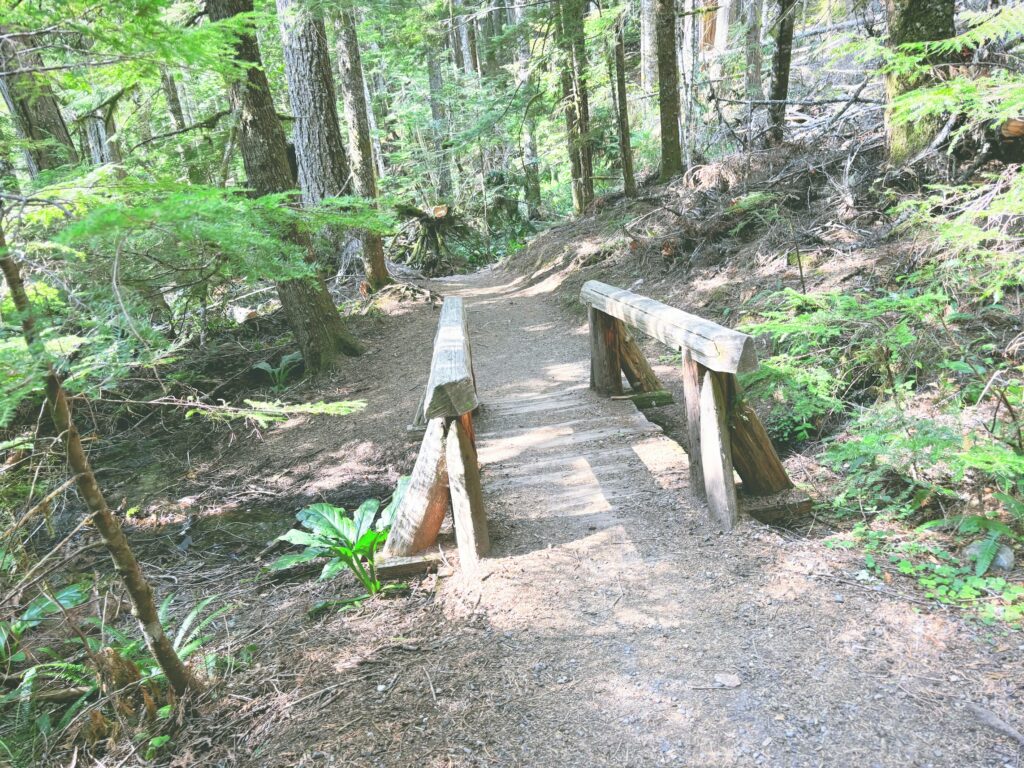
[{"left": 380, "top": 281, "right": 809, "bottom": 576}]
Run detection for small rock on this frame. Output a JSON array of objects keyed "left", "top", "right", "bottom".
[
  {"left": 963, "top": 541, "right": 1015, "bottom": 572},
  {"left": 376, "top": 684, "right": 387, "bottom": 692},
  {"left": 834, "top": 594, "right": 845, "bottom": 603},
  {"left": 713, "top": 673, "right": 742, "bottom": 688}
]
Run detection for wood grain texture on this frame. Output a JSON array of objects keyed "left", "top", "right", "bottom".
[
  {"left": 589, "top": 307, "right": 623, "bottom": 396},
  {"left": 423, "top": 297, "right": 479, "bottom": 419},
  {"left": 729, "top": 402, "right": 795, "bottom": 497},
  {"left": 447, "top": 417, "right": 489, "bottom": 573},
  {"left": 581, "top": 280, "right": 757, "bottom": 373},
  {"left": 681, "top": 351, "right": 705, "bottom": 498},
  {"left": 699, "top": 370, "right": 738, "bottom": 531},
  {"left": 617, "top": 322, "right": 662, "bottom": 392},
  {"left": 382, "top": 418, "right": 450, "bottom": 556},
  {"left": 375, "top": 552, "right": 444, "bottom": 580}
]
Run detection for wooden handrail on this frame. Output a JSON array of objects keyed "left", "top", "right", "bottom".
[
  {"left": 383, "top": 296, "right": 488, "bottom": 574},
  {"left": 580, "top": 280, "right": 809, "bottom": 531},
  {"left": 421, "top": 297, "right": 479, "bottom": 420},
  {"left": 580, "top": 280, "right": 757, "bottom": 374}
]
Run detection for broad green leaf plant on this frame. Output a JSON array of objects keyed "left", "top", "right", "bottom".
[{"left": 269, "top": 478, "right": 409, "bottom": 598}]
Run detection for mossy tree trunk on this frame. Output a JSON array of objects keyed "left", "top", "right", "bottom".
[
  {"left": 513, "top": 0, "right": 542, "bottom": 219},
  {"left": 0, "top": 31, "right": 79, "bottom": 176},
  {"left": 656, "top": 0, "right": 683, "bottom": 180},
  {"left": 337, "top": 8, "right": 392, "bottom": 291},
  {"left": 557, "top": 0, "right": 594, "bottom": 215},
  {"left": 884, "top": 0, "right": 955, "bottom": 163},
  {"left": 767, "top": 0, "right": 797, "bottom": 145},
  {"left": 612, "top": 16, "right": 637, "bottom": 198}
]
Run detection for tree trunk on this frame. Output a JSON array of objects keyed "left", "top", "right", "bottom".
[
  {"left": 767, "top": 0, "right": 797, "bottom": 145},
  {"left": 557, "top": 0, "right": 594, "bottom": 215},
  {"left": 467, "top": 19, "right": 481, "bottom": 76},
  {"left": 709, "top": 0, "right": 733, "bottom": 82},
  {"left": 640, "top": 0, "right": 658, "bottom": 121},
  {"left": 160, "top": 70, "right": 204, "bottom": 183},
  {"left": 0, "top": 141, "right": 18, "bottom": 194},
  {"left": 513, "top": 0, "right": 542, "bottom": 219},
  {"left": 209, "top": 0, "right": 362, "bottom": 370},
  {"left": 427, "top": 51, "right": 453, "bottom": 199},
  {"left": 613, "top": 17, "right": 637, "bottom": 198},
  {"left": 132, "top": 88, "right": 152, "bottom": 144},
  {"left": 85, "top": 109, "right": 122, "bottom": 166},
  {"left": 448, "top": 1, "right": 465, "bottom": 70},
  {"left": 656, "top": 0, "right": 683, "bottom": 180},
  {"left": 884, "top": 0, "right": 955, "bottom": 163},
  {"left": 276, "top": 0, "right": 350, "bottom": 203},
  {"left": 0, "top": 32, "right": 79, "bottom": 175},
  {"left": 459, "top": 15, "right": 474, "bottom": 75},
  {"left": 161, "top": 69, "right": 187, "bottom": 131},
  {"left": 85, "top": 115, "right": 106, "bottom": 164},
  {"left": 744, "top": 0, "right": 765, "bottom": 138},
  {"left": 103, "top": 109, "right": 122, "bottom": 165},
  {"left": 363, "top": 75, "right": 385, "bottom": 180},
  {"left": 0, "top": 224, "right": 197, "bottom": 697},
  {"left": 336, "top": 8, "right": 392, "bottom": 291}
]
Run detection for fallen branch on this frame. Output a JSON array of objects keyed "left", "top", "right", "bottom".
[
  {"left": 129, "top": 109, "right": 230, "bottom": 151},
  {"left": 965, "top": 702, "right": 1024, "bottom": 746}
]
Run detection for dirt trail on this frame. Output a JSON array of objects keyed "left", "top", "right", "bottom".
[
  {"left": 415, "top": 267, "right": 1021, "bottom": 767},
  {"left": 181, "top": 266, "right": 1021, "bottom": 768}
]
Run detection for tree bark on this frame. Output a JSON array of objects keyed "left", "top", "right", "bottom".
[
  {"left": 459, "top": 15, "right": 475, "bottom": 75},
  {"left": 336, "top": 8, "right": 392, "bottom": 291},
  {"left": 448, "top": 0, "right": 465, "bottom": 70},
  {"left": 209, "top": 0, "right": 362, "bottom": 370},
  {"left": 0, "top": 31, "right": 79, "bottom": 176},
  {"left": 276, "top": 0, "right": 350, "bottom": 204},
  {"left": 766, "top": 0, "right": 797, "bottom": 145},
  {"left": 884, "top": 0, "right": 955, "bottom": 163},
  {"left": 613, "top": 17, "right": 636, "bottom": 198},
  {"left": 709, "top": 0, "right": 732, "bottom": 82},
  {"left": 640, "top": 0, "right": 658, "bottom": 122},
  {"left": 85, "top": 108, "right": 122, "bottom": 166},
  {"left": 160, "top": 70, "right": 204, "bottom": 183},
  {"left": 131, "top": 88, "right": 152, "bottom": 144},
  {"left": 744, "top": 0, "right": 765, "bottom": 138},
  {"left": 427, "top": 51, "right": 453, "bottom": 199},
  {"left": 0, "top": 222, "right": 197, "bottom": 696},
  {"left": 161, "top": 70, "right": 187, "bottom": 131},
  {"left": 557, "top": 0, "right": 594, "bottom": 215},
  {"left": 513, "top": 0, "right": 542, "bottom": 219},
  {"left": 656, "top": 0, "right": 683, "bottom": 180}
]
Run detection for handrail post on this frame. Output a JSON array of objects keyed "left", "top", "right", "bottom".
[{"left": 588, "top": 306, "right": 623, "bottom": 396}]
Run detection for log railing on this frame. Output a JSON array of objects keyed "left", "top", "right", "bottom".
[
  {"left": 581, "top": 280, "right": 807, "bottom": 531},
  {"left": 382, "top": 297, "right": 489, "bottom": 573}
]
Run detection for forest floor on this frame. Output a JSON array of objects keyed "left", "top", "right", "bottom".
[{"left": 112, "top": 264, "right": 1021, "bottom": 766}]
